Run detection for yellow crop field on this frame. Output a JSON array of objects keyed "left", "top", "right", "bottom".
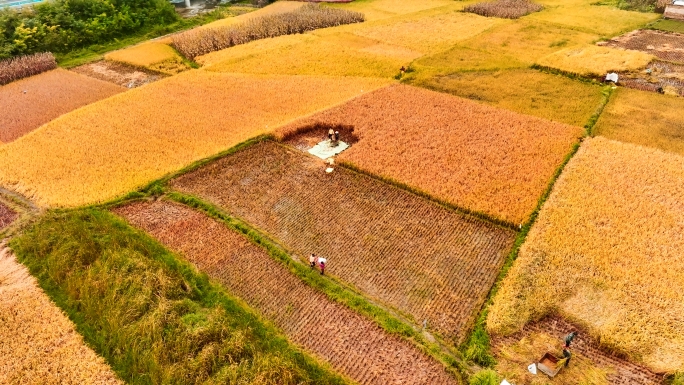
[
  {"left": 488, "top": 136, "right": 684, "bottom": 373},
  {"left": 105, "top": 42, "right": 188, "bottom": 75},
  {"left": 537, "top": 45, "right": 653, "bottom": 76},
  {"left": 330, "top": 0, "right": 454, "bottom": 21},
  {"left": 594, "top": 88, "right": 684, "bottom": 155},
  {"left": 526, "top": 0, "right": 660, "bottom": 36},
  {"left": 105, "top": 42, "right": 179, "bottom": 67},
  {"left": 0, "top": 71, "right": 389, "bottom": 207},
  {"left": 460, "top": 20, "right": 598, "bottom": 66},
  {"left": 410, "top": 69, "right": 605, "bottom": 126},
  {"left": 201, "top": 32, "right": 414, "bottom": 78},
  {"left": 199, "top": 1, "right": 303, "bottom": 29},
  {"left": 349, "top": 6, "right": 499, "bottom": 54},
  {"left": 0, "top": 247, "right": 121, "bottom": 384}
]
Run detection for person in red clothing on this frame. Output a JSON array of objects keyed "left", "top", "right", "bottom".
[{"left": 318, "top": 257, "right": 326, "bottom": 275}]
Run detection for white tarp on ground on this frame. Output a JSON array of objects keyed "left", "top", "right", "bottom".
[{"left": 308, "top": 140, "right": 349, "bottom": 160}]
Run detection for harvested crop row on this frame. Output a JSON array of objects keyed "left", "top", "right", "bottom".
[
  {"left": 593, "top": 87, "right": 684, "bottom": 155},
  {"left": 0, "top": 71, "right": 388, "bottom": 207},
  {"left": 173, "top": 4, "right": 364, "bottom": 59},
  {"left": 171, "top": 141, "right": 516, "bottom": 341},
  {"left": 0, "top": 247, "right": 121, "bottom": 384},
  {"left": 488, "top": 137, "right": 684, "bottom": 373},
  {"left": 463, "top": 0, "right": 543, "bottom": 19},
  {"left": 115, "top": 199, "right": 459, "bottom": 385},
  {"left": 0, "top": 69, "right": 124, "bottom": 143},
  {"left": 104, "top": 42, "right": 189, "bottom": 75},
  {"left": 278, "top": 85, "right": 583, "bottom": 225},
  {"left": 0, "top": 200, "right": 17, "bottom": 231},
  {"left": 0, "top": 52, "right": 56, "bottom": 85}
]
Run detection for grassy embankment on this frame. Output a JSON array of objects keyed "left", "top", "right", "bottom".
[{"left": 11, "top": 208, "right": 349, "bottom": 385}]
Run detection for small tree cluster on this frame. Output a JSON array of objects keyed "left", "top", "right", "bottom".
[
  {"left": 463, "top": 0, "right": 543, "bottom": 19},
  {"left": 173, "top": 4, "right": 364, "bottom": 59},
  {"left": 0, "top": 52, "right": 56, "bottom": 85}
]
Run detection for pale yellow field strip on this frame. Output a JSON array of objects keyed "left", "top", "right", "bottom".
[
  {"left": 488, "top": 136, "right": 684, "bottom": 373},
  {"left": 0, "top": 247, "right": 121, "bottom": 384},
  {"left": 105, "top": 42, "right": 181, "bottom": 67},
  {"left": 537, "top": 45, "right": 653, "bottom": 76},
  {"left": 200, "top": 0, "right": 305, "bottom": 30},
  {"left": 0, "top": 71, "right": 390, "bottom": 207}
]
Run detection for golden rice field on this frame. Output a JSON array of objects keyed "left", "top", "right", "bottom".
[
  {"left": 527, "top": 0, "right": 660, "bottom": 36},
  {"left": 329, "top": 0, "right": 454, "bottom": 21},
  {"left": 348, "top": 5, "right": 499, "bottom": 55},
  {"left": 537, "top": 45, "right": 653, "bottom": 76},
  {"left": 199, "top": 0, "right": 303, "bottom": 29},
  {"left": 408, "top": 68, "right": 605, "bottom": 126},
  {"left": 105, "top": 42, "right": 180, "bottom": 67},
  {"left": 0, "top": 71, "right": 389, "bottom": 207},
  {"left": 201, "top": 32, "right": 413, "bottom": 78},
  {"left": 594, "top": 88, "right": 684, "bottom": 155},
  {"left": 488, "top": 137, "right": 684, "bottom": 373},
  {"left": 0, "top": 247, "right": 121, "bottom": 384}
]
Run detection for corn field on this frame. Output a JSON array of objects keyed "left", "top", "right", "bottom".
[
  {"left": 463, "top": 0, "right": 543, "bottom": 19},
  {"left": 0, "top": 52, "right": 56, "bottom": 86},
  {"left": 173, "top": 4, "right": 365, "bottom": 59}
]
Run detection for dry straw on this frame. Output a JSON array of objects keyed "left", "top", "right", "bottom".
[
  {"left": 463, "top": 0, "right": 543, "bottom": 19},
  {"left": 0, "top": 52, "right": 56, "bottom": 85},
  {"left": 173, "top": 4, "right": 365, "bottom": 59}
]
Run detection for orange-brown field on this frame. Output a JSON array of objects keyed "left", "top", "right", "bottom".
[
  {"left": 278, "top": 85, "right": 583, "bottom": 225},
  {"left": 0, "top": 247, "right": 121, "bottom": 384},
  {"left": 170, "top": 141, "right": 516, "bottom": 341},
  {"left": 0, "top": 69, "right": 123, "bottom": 143}
]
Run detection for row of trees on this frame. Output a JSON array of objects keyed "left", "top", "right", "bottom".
[{"left": 0, "top": 0, "right": 178, "bottom": 59}]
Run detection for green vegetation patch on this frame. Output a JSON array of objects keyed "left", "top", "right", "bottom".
[
  {"left": 10, "top": 208, "right": 347, "bottom": 385},
  {"left": 649, "top": 19, "right": 684, "bottom": 34}
]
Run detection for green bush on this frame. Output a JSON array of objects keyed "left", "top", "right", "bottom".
[
  {"left": 0, "top": 0, "right": 178, "bottom": 59},
  {"left": 11, "top": 209, "right": 347, "bottom": 385},
  {"left": 469, "top": 369, "right": 501, "bottom": 385}
]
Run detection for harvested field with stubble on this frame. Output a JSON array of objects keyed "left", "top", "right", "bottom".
[
  {"left": 0, "top": 247, "right": 121, "bottom": 384},
  {"left": 278, "top": 85, "right": 583, "bottom": 225},
  {"left": 0, "top": 69, "right": 124, "bottom": 143},
  {"left": 487, "top": 137, "right": 684, "bottom": 373},
  {"left": 463, "top": 0, "right": 543, "bottom": 19},
  {"left": 171, "top": 141, "right": 516, "bottom": 341},
  {"left": 115, "top": 199, "right": 460, "bottom": 385},
  {"left": 599, "top": 29, "right": 684, "bottom": 64},
  {"left": 0, "top": 71, "right": 388, "bottom": 207}
]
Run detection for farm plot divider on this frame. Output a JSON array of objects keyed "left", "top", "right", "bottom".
[
  {"left": 114, "top": 199, "right": 461, "bottom": 385},
  {"left": 168, "top": 140, "right": 517, "bottom": 343}
]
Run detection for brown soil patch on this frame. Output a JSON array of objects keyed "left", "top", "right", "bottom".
[
  {"left": 0, "top": 69, "right": 123, "bottom": 143},
  {"left": 276, "top": 84, "right": 583, "bottom": 225},
  {"left": 114, "top": 199, "right": 459, "bottom": 385},
  {"left": 600, "top": 30, "right": 684, "bottom": 64},
  {"left": 0, "top": 201, "right": 17, "bottom": 231},
  {"left": 0, "top": 247, "right": 121, "bottom": 384},
  {"left": 70, "top": 60, "right": 163, "bottom": 88},
  {"left": 491, "top": 315, "right": 664, "bottom": 385},
  {"left": 618, "top": 60, "right": 684, "bottom": 96},
  {"left": 170, "top": 141, "right": 516, "bottom": 342}
]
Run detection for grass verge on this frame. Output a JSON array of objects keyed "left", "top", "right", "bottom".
[
  {"left": 10, "top": 208, "right": 349, "bottom": 385},
  {"left": 155, "top": 190, "right": 468, "bottom": 382}
]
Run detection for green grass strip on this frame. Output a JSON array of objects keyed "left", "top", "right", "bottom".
[
  {"left": 163, "top": 190, "right": 469, "bottom": 382},
  {"left": 10, "top": 208, "right": 349, "bottom": 385}
]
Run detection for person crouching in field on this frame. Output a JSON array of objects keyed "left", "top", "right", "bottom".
[
  {"left": 309, "top": 254, "right": 318, "bottom": 269},
  {"left": 318, "top": 257, "right": 326, "bottom": 275}
]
